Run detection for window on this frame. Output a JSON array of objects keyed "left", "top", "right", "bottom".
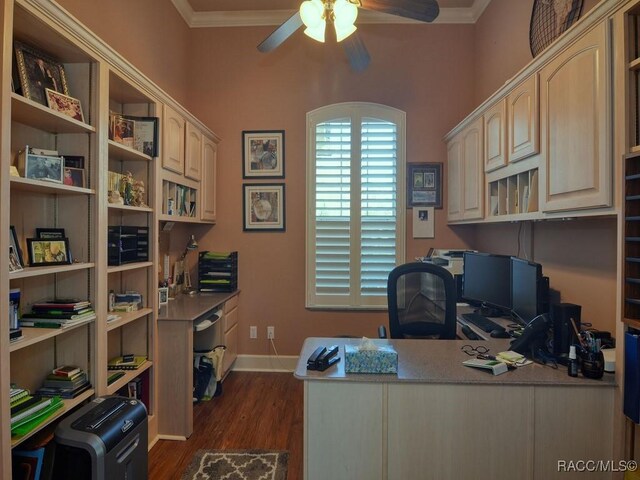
[{"left": 306, "top": 102, "right": 406, "bottom": 309}]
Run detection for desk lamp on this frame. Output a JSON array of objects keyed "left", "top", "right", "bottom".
[{"left": 181, "top": 234, "right": 198, "bottom": 295}]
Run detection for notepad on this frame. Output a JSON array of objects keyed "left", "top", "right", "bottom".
[{"left": 463, "top": 358, "right": 508, "bottom": 375}]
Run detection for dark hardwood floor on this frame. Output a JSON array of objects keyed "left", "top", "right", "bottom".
[{"left": 148, "top": 371, "right": 304, "bottom": 480}]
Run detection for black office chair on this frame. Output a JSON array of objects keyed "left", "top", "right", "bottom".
[{"left": 384, "top": 262, "right": 457, "bottom": 339}]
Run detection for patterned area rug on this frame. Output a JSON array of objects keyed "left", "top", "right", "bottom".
[{"left": 182, "top": 450, "right": 289, "bottom": 480}]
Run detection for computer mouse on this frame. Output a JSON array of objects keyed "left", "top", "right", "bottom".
[{"left": 490, "top": 328, "right": 510, "bottom": 339}]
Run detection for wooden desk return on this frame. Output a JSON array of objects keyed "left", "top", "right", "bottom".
[
  {"left": 157, "top": 291, "right": 239, "bottom": 440},
  {"left": 295, "top": 337, "right": 616, "bottom": 480}
]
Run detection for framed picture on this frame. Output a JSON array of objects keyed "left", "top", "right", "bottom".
[
  {"left": 9, "top": 226, "right": 24, "bottom": 273},
  {"left": 243, "top": 184, "right": 286, "bottom": 231},
  {"left": 158, "top": 287, "right": 169, "bottom": 305},
  {"left": 125, "top": 116, "right": 159, "bottom": 157},
  {"left": 14, "top": 41, "right": 69, "bottom": 106},
  {"left": 35, "top": 228, "right": 65, "bottom": 239},
  {"left": 109, "top": 114, "right": 135, "bottom": 149},
  {"left": 45, "top": 88, "right": 84, "bottom": 122},
  {"left": 63, "top": 155, "right": 84, "bottom": 169},
  {"left": 24, "top": 153, "right": 64, "bottom": 183},
  {"left": 407, "top": 163, "right": 442, "bottom": 209},
  {"left": 63, "top": 167, "right": 85, "bottom": 188},
  {"left": 242, "top": 130, "right": 285, "bottom": 178},
  {"left": 26, "top": 238, "right": 72, "bottom": 266}
]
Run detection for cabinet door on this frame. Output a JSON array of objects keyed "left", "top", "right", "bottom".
[
  {"left": 185, "top": 122, "right": 202, "bottom": 181},
  {"left": 484, "top": 98, "right": 507, "bottom": 172},
  {"left": 222, "top": 320, "right": 238, "bottom": 377},
  {"left": 462, "top": 117, "right": 484, "bottom": 220},
  {"left": 539, "top": 22, "right": 610, "bottom": 213},
  {"left": 446, "top": 135, "right": 463, "bottom": 222},
  {"left": 162, "top": 104, "right": 185, "bottom": 174},
  {"left": 508, "top": 74, "right": 539, "bottom": 163},
  {"left": 200, "top": 136, "right": 218, "bottom": 222}
]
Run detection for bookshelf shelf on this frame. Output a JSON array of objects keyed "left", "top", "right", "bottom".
[
  {"left": 107, "top": 261, "right": 153, "bottom": 274},
  {"left": 108, "top": 139, "right": 152, "bottom": 162},
  {"left": 10, "top": 319, "right": 95, "bottom": 353},
  {"left": 10, "top": 389, "right": 95, "bottom": 448},
  {"left": 11, "top": 93, "right": 96, "bottom": 135},
  {"left": 106, "top": 361, "right": 152, "bottom": 396},
  {"left": 9, "top": 263, "right": 95, "bottom": 280},
  {"left": 157, "top": 214, "right": 205, "bottom": 224},
  {"left": 108, "top": 204, "right": 153, "bottom": 213},
  {"left": 107, "top": 308, "right": 153, "bottom": 332},
  {"left": 10, "top": 177, "right": 95, "bottom": 196}
]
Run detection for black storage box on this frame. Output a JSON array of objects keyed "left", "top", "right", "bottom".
[
  {"left": 198, "top": 251, "right": 238, "bottom": 292},
  {"left": 53, "top": 396, "right": 147, "bottom": 480},
  {"left": 108, "top": 226, "right": 149, "bottom": 266}
]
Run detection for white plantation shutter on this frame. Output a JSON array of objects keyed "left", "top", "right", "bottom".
[{"left": 307, "top": 103, "right": 405, "bottom": 309}]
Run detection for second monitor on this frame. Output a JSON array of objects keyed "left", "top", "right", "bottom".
[{"left": 462, "top": 252, "right": 512, "bottom": 317}]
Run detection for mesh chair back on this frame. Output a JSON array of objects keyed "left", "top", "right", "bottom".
[{"left": 387, "top": 262, "right": 457, "bottom": 339}]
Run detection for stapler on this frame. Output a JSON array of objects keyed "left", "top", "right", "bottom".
[{"left": 307, "top": 345, "right": 340, "bottom": 371}]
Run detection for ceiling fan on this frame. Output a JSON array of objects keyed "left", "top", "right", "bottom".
[{"left": 257, "top": 0, "right": 440, "bottom": 72}]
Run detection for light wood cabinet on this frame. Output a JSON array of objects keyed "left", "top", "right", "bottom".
[
  {"left": 221, "top": 295, "right": 239, "bottom": 377},
  {"left": 447, "top": 118, "right": 484, "bottom": 221},
  {"left": 200, "top": 135, "right": 218, "bottom": 222},
  {"left": 539, "top": 22, "right": 611, "bottom": 213},
  {"left": 162, "top": 104, "right": 185, "bottom": 174},
  {"left": 185, "top": 122, "right": 202, "bottom": 181},
  {"left": 508, "top": 75, "right": 539, "bottom": 163},
  {"left": 483, "top": 98, "right": 507, "bottom": 172}
]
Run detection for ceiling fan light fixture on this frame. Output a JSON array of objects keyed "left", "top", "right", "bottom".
[
  {"left": 304, "top": 21, "right": 326, "bottom": 43},
  {"left": 333, "top": 0, "right": 358, "bottom": 42},
  {"left": 334, "top": 22, "right": 357, "bottom": 42},
  {"left": 300, "top": 0, "right": 325, "bottom": 28}
]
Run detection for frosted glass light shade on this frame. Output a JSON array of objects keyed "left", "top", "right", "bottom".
[
  {"left": 333, "top": 0, "right": 358, "bottom": 42},
  {"left": 300, "top": 0, "right": 325, "bottom": 28},
  {"left": 304, "top": 21, "right": 326, "bottom": 42}
]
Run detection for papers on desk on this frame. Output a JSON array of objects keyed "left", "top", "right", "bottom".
[{"left": 497, "top": 351, "right": 532, "bottom": 366}]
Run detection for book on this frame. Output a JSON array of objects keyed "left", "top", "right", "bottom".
[
  {"left": 462, "top": 358, "right": 509, "bottom": 376},
  {"left": 52, "top": 365, "right": 81, "bottom": 378},
  {"left": 11, "top": 396, "right": 53, "bottom": 424},
  {"left": 107, "top": 371, "right": 126, "bottom": 385},
  {"left": 107, "top": 355, "right": 147, "bottom": 370},
  {"left": 11, "top": 397, "right": 63, "bottom": 436},
  {"left": 36, "top": 382, "right": 90, "bottom": 399}
]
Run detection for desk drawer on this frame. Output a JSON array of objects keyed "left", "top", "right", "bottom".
[
  {"left": 224, "top": 294, "right": 239, "bottom": 314},
  {"left": 223, "top": 302, "right": 238, "bottom": 332}
]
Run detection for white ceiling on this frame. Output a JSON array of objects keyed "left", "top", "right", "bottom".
[{"left": 171, "top": 0, "right": 492, "bottom": 27}]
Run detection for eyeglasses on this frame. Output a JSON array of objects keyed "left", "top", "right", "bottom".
[{"left": 461, "top": 345, "right": 489, "bottom": 356}]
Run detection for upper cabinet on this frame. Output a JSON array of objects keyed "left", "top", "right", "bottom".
[
  {"left": 483, "top": 99, "right": 507, "bottom": 172},
  {"left": 446, "top": 117, "right": 484, "bottom": 222},
  {"left": 539, "top": 22, "right": 611, "bottom": 213},
  {"left": 185, "top": 122, "right": 203, "bottom": 181},
  {"left": 508, "top": 75, "right": 539, "bottom": 163},
  {"left": 162, "top": 104, "right": 185, "bottom": 175}
]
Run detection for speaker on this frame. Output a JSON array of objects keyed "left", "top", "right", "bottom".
[{"left": 551, "top": 303, "right": 581, "bottom": 356}]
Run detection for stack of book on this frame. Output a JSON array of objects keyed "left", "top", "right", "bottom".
[
  {"left": 10, "top": 385, "right": 63, "bottom": 437},
  {"left": 20, "top": 299, "right": 96, "bottom": 329},
  {"left": 36, "top": 365, "right": 91, "bottom": 399},
  {"left": 107, "top": 355, "right": 147, "bottom": 371}
]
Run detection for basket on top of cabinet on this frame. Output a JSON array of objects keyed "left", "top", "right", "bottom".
[{"left": 198, "top": 251, "right": 238, "bottom": 292}]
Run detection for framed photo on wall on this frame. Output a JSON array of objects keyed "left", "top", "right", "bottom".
[
  {"left": 242, "top": 130, "right": 285, "bottom": 178},
  {"left": 243, "top": 184, "right": 285, "bottom": 231},
  {"left": 407, "top": 163, "right": 442, "bottom": 209},
  {"left": 14, "top": 41, "right": 69, "bottom": 106}
]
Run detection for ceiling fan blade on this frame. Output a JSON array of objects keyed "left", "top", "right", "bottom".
[
  {"left": 359, "top": 0, "right": 439, "bottom": 23},
  {"left": 257, "top": 11, "right": 304, "bottom": 53},
  {"left": 343, "top": 32, "right": 371, "bottom": 72}
]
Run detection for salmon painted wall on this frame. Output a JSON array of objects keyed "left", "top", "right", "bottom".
[
  {"left": 184, "top": 24, "right": 477, "bottom": 355},
  {"left": 55, "top": 0, "right": 191, "bottom": 106}
]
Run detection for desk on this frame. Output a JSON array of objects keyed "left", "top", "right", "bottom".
[
  {"left": 157, "top": 291, "right": 239, "bottom": 440},
  {"left": 295, "top": 337, "right": 616, "bottom": 480}
]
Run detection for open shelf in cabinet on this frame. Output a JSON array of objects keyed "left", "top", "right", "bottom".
[
  {"left": 107, "top": 261, "right": 153, "bottom": 274},
  {"left": 106, "top": 361, "right": 152, "bottom": 396},
  {"left": 108, "top": 140, "right": 152, "bottom": 163},
  {"left": 10, "top": 176, "right": 95, "bottom": 195},
  {"left": 9, "top": 262, "right": 95, "bottom": 280},
  {"left": 107, "top": 308, "right": 153, "bottom": 332},
  {"left": 488, "top": 168, "right": 539, "bottom": 218},
  {"left": 10, "top": 319, "right": 95, "bottom": 353},
  {"left": 11, "top": 94, "right": 95, "bottom": 135},
  {"left": 108, "top": 204, "right": 153, "bottom": 213}
]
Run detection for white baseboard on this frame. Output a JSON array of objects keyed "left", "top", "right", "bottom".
[{"left": 232, "top": 354, "right": 299, "bottom": 372}]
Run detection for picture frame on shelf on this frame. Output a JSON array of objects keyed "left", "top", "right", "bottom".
[
  {"left": 9, "top": 226, "right": 24, "bottom": 273},
  {"left": 242, "top": 130, "right": 285, "bottom": 178},
  {"left": 45, "top": 88, "right": 84, "bottom": 122},
  {"left": 22, "top": 152, "right": 64, "bottom": 184},
  {"left": 243, "top": 183, "right": 286, "bottom": 231},
  {"left": 407, "top": 163, "right": 442, "bottom": 209},
  {"left": 13, "top": 40, "right": 69, "bottom": 106},
  {"left": 63, "top": 155, "right": 85, "bottom": 169},
  {"left": 109, "top": 113, "right": 135, "bottom": 149},
  {"left": 26, "top": 238, "right": 72, "bottom": 266},
  {"left": 158, "top": 287, "right": 169, "bottom": 305},
  {"left": 125, "top": 115, "right": 159, "bottom": 157},
  {"left": 35, "top": 228, "right": 65, "bottom": 239},
  {"left": 63, "top": 167, "right": 85, "bottom": 188}
]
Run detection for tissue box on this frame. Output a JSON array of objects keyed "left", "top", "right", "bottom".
[{"left": 344, "top": 344, "right": 398, "bottom": 374}]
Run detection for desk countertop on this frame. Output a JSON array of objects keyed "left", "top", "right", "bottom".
[
  {"left": 158, "top": 291, "right": 239, "bottom": 322},
  {"left": 294, "top": 337, "right": 616, "bottom": 387}
]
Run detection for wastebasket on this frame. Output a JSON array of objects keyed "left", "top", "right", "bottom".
[
  {"left": 53, "top": 396, "right": 147, "bottom": 480},
  {"left": 193, "top": 309, "right": 225, "bottom": 402}
]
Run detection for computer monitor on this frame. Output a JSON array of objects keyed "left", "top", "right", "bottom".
[
  {"left": 510, "top": 257, "right": 546, "bottom": 325},
  {"left": 462, "top": 252, "right": 511, "bottom": 316}
]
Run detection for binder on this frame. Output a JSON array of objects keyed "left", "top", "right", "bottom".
[{"left": 624, "top": 332, "right": 640, "bottom": 423}]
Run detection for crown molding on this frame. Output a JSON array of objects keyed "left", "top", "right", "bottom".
[{"left": 171, "top": 0, "right": 493, "bottom": 27}]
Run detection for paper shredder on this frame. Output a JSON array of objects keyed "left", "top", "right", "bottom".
[{"left": 53, "top": 396, "right": 148, "bottom": 480}]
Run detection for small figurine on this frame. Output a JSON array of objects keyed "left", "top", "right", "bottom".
[
  {"left": 120, "top": 171, "right": 134, "bottom": 205},
  {"left": 108, "top": 190, "right": 124, "bottom": 205},
  {"left": 131, "top": 179, "right": 147, "bottom": 207}
]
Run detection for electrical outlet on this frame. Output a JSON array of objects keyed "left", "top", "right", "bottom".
[
  {"left": 250, "top": 326, "right": 257, "bottom": 339},
  {"left": 267, "top": 326, "right": 275, "bottom": 339}
]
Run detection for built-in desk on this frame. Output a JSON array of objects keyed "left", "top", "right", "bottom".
[
  {"left": 157, "top": 291, "right": 239, "bottom": 440},
  {"left": 295, "top": 337, "right": 616, "bottom": 480}
]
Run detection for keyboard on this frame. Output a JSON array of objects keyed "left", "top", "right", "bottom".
[{"left": 461, "top": 312, "right": 503, "bottom": 333}]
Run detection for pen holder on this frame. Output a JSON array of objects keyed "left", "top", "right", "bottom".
[{"left": 579, "top": 350, "right": 604, "bottom": 379}]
